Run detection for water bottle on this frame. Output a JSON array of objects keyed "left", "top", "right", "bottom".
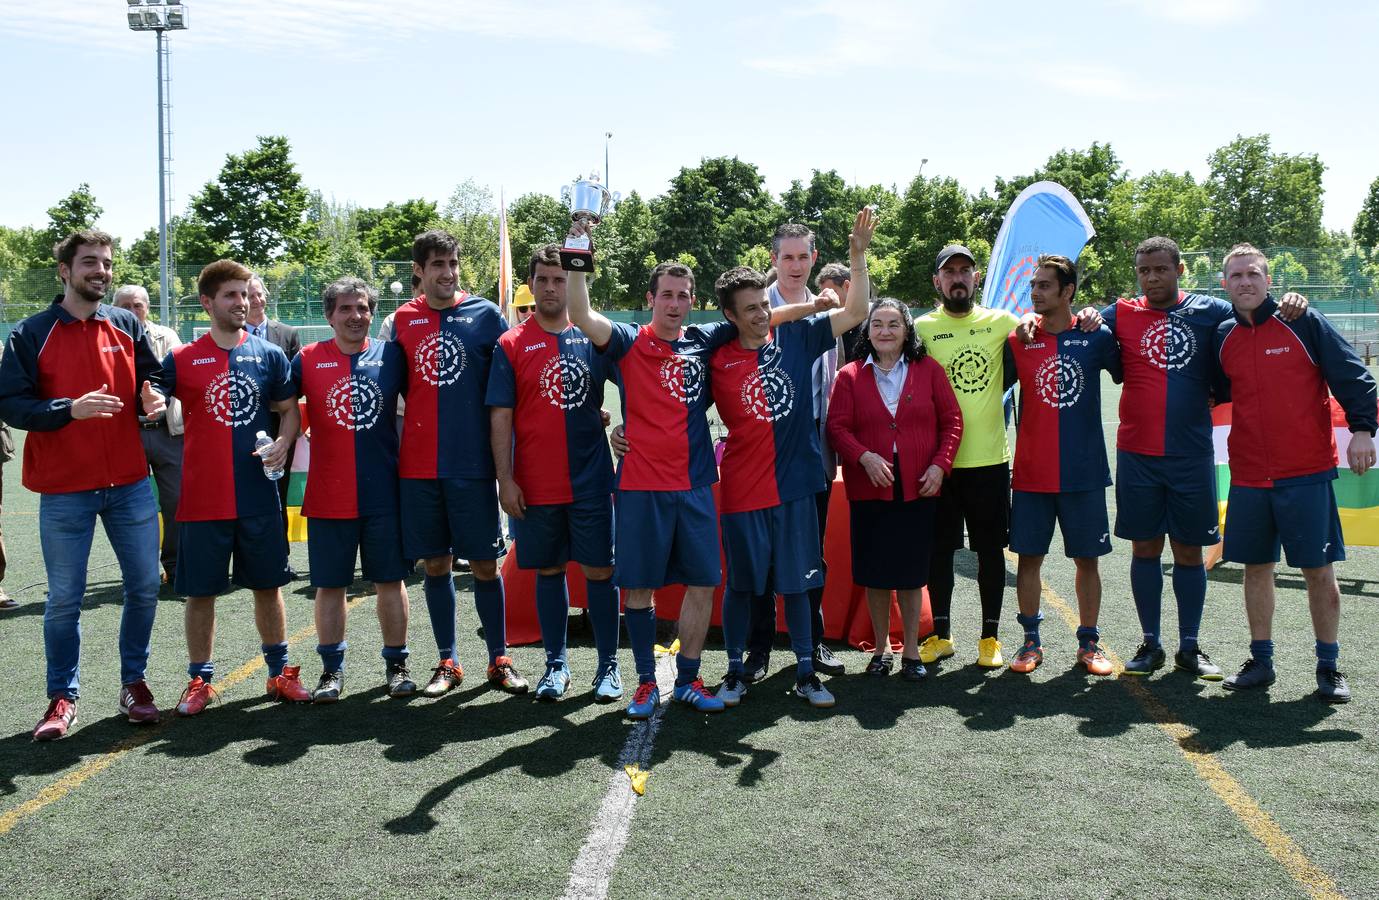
[{"left": 255, "top": 430, "right": 284, "bottom": 481}]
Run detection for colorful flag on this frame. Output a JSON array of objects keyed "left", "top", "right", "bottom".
[
  {"left": 497, "top": 188, "right": 514, "bottom": 323},
  {"left": 986, "top": 181, "right": 1096, "bottom": 317}
]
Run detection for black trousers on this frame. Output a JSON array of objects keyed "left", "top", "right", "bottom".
[{"left": 745, "top": 486, "right": 830, "bottom": 655}]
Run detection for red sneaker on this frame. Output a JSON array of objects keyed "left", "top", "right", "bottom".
[
  {"left": 119, "top": 680, "right": 161, "bottom": 724},
  {"left": 266, "top": 664, "right": 312, "bottom": 702},
  {"left": 176, "top": 677, "right": 218, "bottom": 716},
  {"left": 486, "top": 655, "right": 529, "bottom": 695},
  {"left": 33, "top": 697, "right": 77, "bottom": 741}
]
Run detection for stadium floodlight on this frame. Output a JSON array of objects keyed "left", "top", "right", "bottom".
[{"left": 165, "top": 5, "right": 187, "bottom": 28}]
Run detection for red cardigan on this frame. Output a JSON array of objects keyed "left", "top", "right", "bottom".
[{"left": 826, "top": 356, "right": 963, "bottom": 502}]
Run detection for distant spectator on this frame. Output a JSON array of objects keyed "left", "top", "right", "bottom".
[{"left": 817, "top": 262, "right": 867, "bottom": 363}]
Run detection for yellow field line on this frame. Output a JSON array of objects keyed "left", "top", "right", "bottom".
[
  {"left": 0, "top": 594, "right": 368, "bottom": 835},
  {"left": 1009, "top": 552, "right": 1344, "bottom": 900}
]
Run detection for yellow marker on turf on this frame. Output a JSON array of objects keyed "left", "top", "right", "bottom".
[
  {"left": 624, "top": 764, "right": 649, "bottom": 796},
  {"left": 653, "top": 638, "right": 680, "bottom": 657}
]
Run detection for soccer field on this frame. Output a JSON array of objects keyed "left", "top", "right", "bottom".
[{"left": 0, "top": 376, "right": 1376, "bottom": 900}]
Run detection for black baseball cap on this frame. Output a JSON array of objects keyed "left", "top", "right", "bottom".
[{"left": 935, "top": 244, "right": 976, "bottom": 271}]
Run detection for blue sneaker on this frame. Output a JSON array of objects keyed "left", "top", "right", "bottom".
[
  {"left": 672, "top": 677, "right": 725, "bottom": 713},
  {"left": 626, "top": 680, "right": 660, "bottom": 720},
  {"left": 535, "top": 662, "right": 571, "bottom": 701},
  {"left": 592, "top": 661, "right": 623, "bottom": 703}
]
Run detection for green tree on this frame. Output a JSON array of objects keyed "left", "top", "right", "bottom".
[
  {"left": 357, "top": 199, "right": 441, "bottom": 262},
  {"left": 1354, "top": 176, "right": 1379, "bottom": 251},
  {"left": 308, "top": 192, "right": 372, "bottom": 282},
  {"left": 1269, "top": 250, "right": 1309, "bottom": 291},
  {"left": 442, "top": 179, "right": 499, "bottom": 298},
  {"left": 42, "top": 183, "right": 103, "bottom": 255},
  {"left": 1106, "top": 170, "right": 1208, "bottom": 296},
  {"left": 190, "top": 135, "right": 320, "bottom": 266},
  {"left": 592, "top": 190, "right": 656, "bottom": 309},
  {"left": 1203, "top": 134, "right": 1325, "bottom": 248},
  {"left": 885, "top": 175, "right": 973, "bottom": 306},
  {"left": 506, "top": 192, "right": 569, "bottom": 287}
]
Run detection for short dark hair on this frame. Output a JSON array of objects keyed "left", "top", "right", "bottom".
[
  {"left": 853, "top": 298, "right": 927, "bottom": 364},
  {"left": 412, "top": 229, "right": 460, "bottom": 267},
  {"left": 649, "top": 261, "right": 695, "bottom": 297},
  {"left": 1223, "top": 242, "right": 1269, "bottom": 275},
  {"left": 1135, "top": 235, "right": 1181, "bottom": 265},
  {"left": 1035, "top": 253, "right": 1078, "bottom": 300},
  {"left": 54, "top": 229, "right": 114, "bottom": 270},
  {"left": 322, "top": 276, "right": 378, "bottom": 317},
  {"left": 198, "top": 259, "right": 253, "bottom": 301},
  {"left": 816, "top": 262, "right": 850, "bottom": 290},
  {"left": 772, "top": 223, "right": 815, "bottom": 255},
  {"left": 528, "top": 243, "right": 562, "bottom": 281},
  {"left": 714, "top": 266, "right": 768, "bottom": 314}
]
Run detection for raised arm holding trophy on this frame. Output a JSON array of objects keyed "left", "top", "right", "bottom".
[{"left": 560, "top": 174, "right": 617, "bottom": 272}]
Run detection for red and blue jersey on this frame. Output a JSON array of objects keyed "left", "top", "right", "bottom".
[
  {"left": 1102, "top": 292, "right": 1232, "bottom": 458},
  {"left": 486, "top": 317, "right": 615, "bottom": 505},
  {"left": 390, "top": 294, "right": 506, "bottom": 480},
  {"left": 291, "top": 338, "right": 406, "bottom": 519},
  {"left": 711, "top": 315, "right": 836, "bottom": 514},
  {"left": 164, "top": 331, "right": 296, "bottom": 521},
  {"left": 1010, "top": 323, "right": 1122, "bottom": 493},
  {"left": 599, "top": 321, "right": 736, "bottom": 492}
]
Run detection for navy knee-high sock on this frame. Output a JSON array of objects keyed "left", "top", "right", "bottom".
[
  {"left": 535, "top": 573, "right": 569, "bottom": 667},
  {"left": 262, "top": 642, "right": 288, "bottom": 679},
  {"left": 1172, "top": 563, "right": 1206, "bottom": 652},
  {"left": 977, "top": 548, "right": 1006, "bottom": 640},
  {"left": 586, "top": 578, "right": 620, "bottom": 667},
  {"left": 928, "top": 547, "right": 955, "bottom": 638},
  {"left": 423, "top": 572, "right": 457, "bottom": 663},
  {"left": 317, "top": 640, "right": 347, "bottom": 673},
  {"left": 722, "top": 589, "right": 752, "bottom": 673},
  {"left": 624, "top": 606, "right": 657, "bottom": 683},
  {"left": 473, "top": 577, "right": 507, "bottom": 663},
  {"left": 1129, "top": 556, "right": 1163, "bottom": 646},
  {"left": 782, "top": 592, "right": 814, "bottom": 681}
]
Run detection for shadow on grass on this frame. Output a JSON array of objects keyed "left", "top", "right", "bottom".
[{"left": 1205, "top": 563, "right": 1379, "bottom": 600}]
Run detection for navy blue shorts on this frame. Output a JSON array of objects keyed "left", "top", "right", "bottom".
[
  {"left": 1010, "top": 488, "right": 1112, "bottom": 558},
  {"left": 614, "top": 486, "right": 720, "bottom": 590},
  {"left": 1114, "top": 450, "right": 1220, "bottom": 546},
  {"left": 175, "top": 513, "right": 290, "bottom": 597},
  {"left": 1223, "top": 480, "right": 1345, "bottom": 569},
  {"left": 721, "top": 495, "right": 823, "bottom": 595},
  {"left": 399, "top": 477, "right": 504, "bottom": 561},
  {"left": 307, "top": 514, "right": 410, "bottom": 588},
  {"left": 513, "top": 494, "right": 614, "bottom": 570}
]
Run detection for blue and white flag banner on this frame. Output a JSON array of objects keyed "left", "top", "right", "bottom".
[{"left": 985, "top": 181, "right": 1096, "bottom": 317}]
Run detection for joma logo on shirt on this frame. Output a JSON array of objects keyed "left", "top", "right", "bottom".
[
  {"left": 1265, "top": 346, "right": 1290, "bottom": 356},
  {"left": 1025, "top": 342, "right": 1047, "bottom": 349},
  {"left": 523, "top": 342, "right": 548, "bottom": 352},
  {"left": 315, "top": 361, "right": 340, "bottom": 369},
  {"left": 192, "top": 356, "right": 217, "bottom": 365},
  {"left": 407, "top": 318, "right": 430, "bottom": 326},
  {"left": 931, "top": 332, "right": 954, "bottom": 340}
]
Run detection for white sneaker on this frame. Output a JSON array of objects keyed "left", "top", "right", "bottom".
[
  {"left": 716, "top": 672, "right": 748, "bottom": 707},
  {"left": 793, "top": 673, "right": 836, "bottom": 708}
]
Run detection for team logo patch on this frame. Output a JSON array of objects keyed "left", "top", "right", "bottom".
[
  {"left": 947, "top": 345, "right": 994, "bottom": 394},
  {"left": 325, "top": 374, "right": 383, "bottom": 431},
  {"left": 203, "top": 370, "right": 261, "bottom": 427},
  {"left": 538, "top": 354, "right": 592, "bottom": 410},
  {"left": 1139, "top": 318, "right": 1197, "bottom": 371},
  {"left": 1033, "top": 355, "right": 1085, "bottom": 409},
  {"left": 413, "top": 331, "right": 467, "bottom": 386},
  {"left": 739, "top": 342, "right": 795, "bottom": 422},
  {"left": 659, "top": 354, "right": 706, "bottom": 405}
]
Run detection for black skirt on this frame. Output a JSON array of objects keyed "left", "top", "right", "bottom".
[{"left": 848, "top": 456, "right": 937, "bottom": 590}]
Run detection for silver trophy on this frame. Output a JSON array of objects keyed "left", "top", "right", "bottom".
[{"left": 560, "top": 174, "right": 619, "bottom": 271}]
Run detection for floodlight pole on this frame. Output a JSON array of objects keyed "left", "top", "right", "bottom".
[{"left": 156, "top": 28, "right": 170, "bottom": 325}]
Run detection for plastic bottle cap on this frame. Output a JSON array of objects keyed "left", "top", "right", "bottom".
[{"left": 256, "top": 430, "right": 269, "bottom": 440}]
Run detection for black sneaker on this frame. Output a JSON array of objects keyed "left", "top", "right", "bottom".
[
  {"left": 1223, "top": 657, "right": 1275, "bottom": 691},
  {"left": 386, "top": 660, "right": 417, "bottom": 698},
  {"left": 1315, "top": 667, "right": 1352, "bottom": 704},
  {"left": 899, "top": 657, "right": 927, "bottom": 682},
  {"left": 1122, "top": 642, "right": 1166, "bottom": 677},
  {"left": 1174, "top": 646, "right": 1224, "bottom": 681},
  {"left": 312, "top": 670, "right": 343, "bottom": 703},
  {"left": 812, "top": 643, "right": 845, "bottom": 677},
  {"left": 865, "top": 653, "right": 894, "bottom": 676},
  {"left": 742, "top": 651, "right": 770, "bottom": 684}
]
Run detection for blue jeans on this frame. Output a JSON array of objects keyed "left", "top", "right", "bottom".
[{"left": 40, "top": 479, "right": 161, "bottom": 699}]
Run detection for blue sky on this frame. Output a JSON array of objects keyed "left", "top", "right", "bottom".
[{"left": 1, "top": 0, "right": 1375, "bottom": 245}]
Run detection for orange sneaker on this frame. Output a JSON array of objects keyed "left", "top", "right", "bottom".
[
  {"left": 1077, "top": 643, "right": 1114, "bottom": 676},
  {"left": 176, "top": 677, "right": 218, "bottom": 716},
  {"left": 1009, "top": 641, "right": 1043, "bottom": 673},
  {"left": 266, "top": 665, "right": 312, "bottom": 702},
  {"left": 486, "top": 655, "right": 529, "bottom": 695}
]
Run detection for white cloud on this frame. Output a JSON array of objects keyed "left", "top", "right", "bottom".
[
  {"left": 1034, "top": 63, "right": 1148, "bottom": 100},
  {"left": 1117, "top": 0, "right": 1259, "bottom": 26}
]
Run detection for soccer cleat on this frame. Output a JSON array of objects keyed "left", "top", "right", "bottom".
[
  {"left": 672, "top": 677, "right": 726, "bottom": 712},
  {"left": 626, "top": 680, "right": 660, "bottom": 720},
  {"left": 812, "top": 643, "right": 846, "bottom": 677},
  {"left": 1315, "top": 667, "right": 1351, "bottom": 704},
  {"left": 1223, "top": 657, "right": 1275, "bottom": 691},
  {"left": 899, "top": 657, "right": 927, "bottom": 682},
  {"left": 1174, "top": 647, "right": 1224, "bottom": 681},
  {"left": 535, "top": 663, "right": 572, "bottom": 702},
  {"left": 176, "top": 677, "right": 217, "bottom": 717},
  {"left": 591, "top": 662, "right": 624, "bottom": 703},
  {"left": 742, "top": 651, "right": 770, "bottom": 684},
  {"left": 1009, "top": 641, "right": 1043, "bottom": 674},
  {"left": 794, "top": 674, "right": 836, "bottom": 708},
  {"left": 33, "top": 697, "right": 77, "bottom": 741},
  {"left": 312, "top": 670, "right": 344, "bottom": 703},
  {"left": 1077, "top": 643, "right": 1114, "bottom": 677},
  {"left": 919, "top": 635, "right": 955, "bottom": 664},
  {"left": 1121, "top": 642, "right": 1166, "bottom": 676},
  {"left": 0, "top": 588, "right": 17, "bottom": 610},
  {"left": 716, "top": 672, "right": 748, "bottom": 707},
  {"left": 386, "top": 660, "right": 417, "bottom": 698},
  {"left": 486, "top": 656, "right": 529, "bottom": 695},
  {"left": 119, "top": 680, "right": 160, "bottom": 724},
  {"left": 422, "top": 659, "right": 464, "bottom": 698},
  {"left": 977, "top": 637, "right": 1004, "bottom": 669},
  {"left": 865, "top": 653, "right": 894, "bottom": 676},
  {"left": 266, "top": 665, "right": 312, "bottom": 703}
]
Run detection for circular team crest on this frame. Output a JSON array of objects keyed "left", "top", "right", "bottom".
[
  {"left": 947, "top": 345, "right": 993, "bottom": 394},
  {"left": 740, "top": 369, "right": 795, "bottom": 422},
  {"left": 1139, "top": 318, "right": 1197, "bottom": 371},
  {"left": 413, "top": 331, "right": 467, "bottom": 386},
  {"left": 659, "top": 354, "right": 706, "bottom": 405},
  {"left": 325, "top": 374, "right": 383, "bottom": 431},
  {"left": 538, "top": 355, "right": 592, "bottom": 410},
  {"left": 203, "top": 370, "right": 261, "bottom": 427},
  {"left": 1033, "top": 356, "right": 1085, "bottom": 409}
]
